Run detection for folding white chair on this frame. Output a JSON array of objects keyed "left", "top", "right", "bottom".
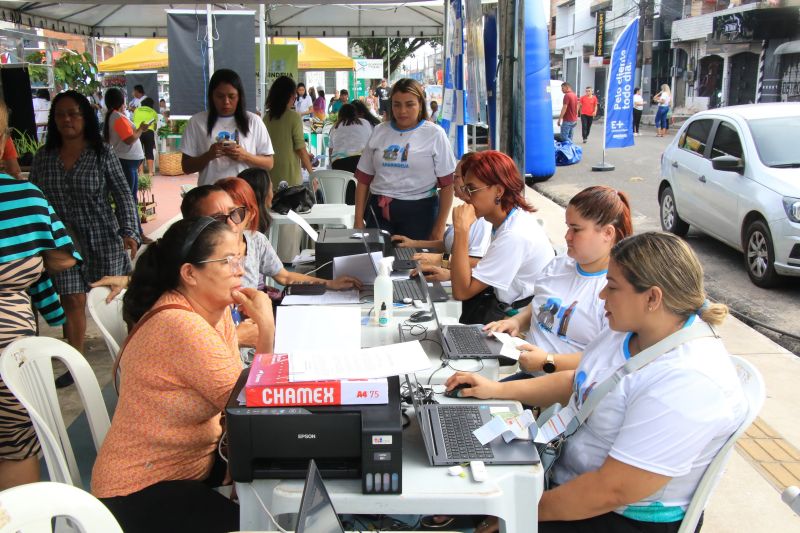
[
  {"left": 86, "top": 287, "right": 127, "bottom": 364},
  {"left": 677, "top": 355, "right": 766, "bottom": 533},
  {"left": 0, "top": 337, "right": 111, "bottom": 488},
  {"left": 313, "top": 169, "right": 356, "bottom": 205},
  {"left": 0, "top": 481, "right": 123, "bottom": 532}
]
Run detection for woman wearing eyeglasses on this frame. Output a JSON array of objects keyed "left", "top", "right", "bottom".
[
  {"left": 450, "top": 150, "right": 555, "bottom": 324},
  {"left": 354, "top": 78, "right": 457, "bottom": 241},
  {"left": 92, "top": 217, "right": 274, "bottom": 533}
]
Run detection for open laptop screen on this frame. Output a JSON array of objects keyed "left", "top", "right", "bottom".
[{"left": 296, "top": 459, "right": 345, "bottom": 533}]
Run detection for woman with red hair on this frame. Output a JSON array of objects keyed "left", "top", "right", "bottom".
[{"left": 451, "top": 150, "right": 554, "bottom": 323}]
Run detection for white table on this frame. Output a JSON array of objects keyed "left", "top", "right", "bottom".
[
  {"left": 267, "top": 203, "right": 354, "bottom": 249},
  {"left": 238, "top": 299, "right": 537, "bottom": 531},
  {"left": 236, "top": 401, "right": 542, "bottom": 532}
]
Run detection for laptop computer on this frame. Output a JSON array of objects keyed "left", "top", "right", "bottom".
[
  {"left": 296, "top": 459, "right": 345, "bottom": 533},
  {"left": 359, "top": 232, "right": 448, "bottom": 303},
  {"left": 366, "top": 206, "right": 428, "bottom": 271},
  {"left": 405, "top": 374, "right": 540, "bottom": 466},
  {"left": 418, "top": 272, "right": 505, "bottom": 359}
]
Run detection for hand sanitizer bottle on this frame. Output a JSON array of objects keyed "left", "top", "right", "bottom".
[{"left": 374, "top": 258, "right": 393, "bottom": 325}]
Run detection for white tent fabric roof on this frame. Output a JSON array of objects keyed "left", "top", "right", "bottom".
[{"left": 0, "top": 1, "right": 444, "bottom": 38}]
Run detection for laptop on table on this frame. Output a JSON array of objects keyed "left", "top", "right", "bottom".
[
  {"left": 359, "top": 233, "right": 448, "bottom": 304},
  {"left": 297, "top": 459, "right": 345, "bottom": 533},
  {"left": 405, "top": 374, "right": 540, "bottom": 466},
  {"left": 417, "top": 272, "right": 505, "bottom": 359}
]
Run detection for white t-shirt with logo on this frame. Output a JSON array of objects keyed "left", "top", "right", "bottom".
[
  {"left": 357, "top": 120, "right": 457, "bottom": 200},
  {"left": 553, "top": 317, "right": 746, "bottom": 523},
  {"left": 471, "top": 209, "right": 555, "bottom": 304},
  {"left": 295, "top": 94, "right": 313, "bottom": 115},
  {"left": 442, "top": 218, "right": 492, "bottom": 257},
  {"left": 525, "top": 255, "right": 608, "bottom": 354},
  {"left": 182, "top": 111, "right": 275, "bottom": 186},
  {"left": 329, "top": 119, "right": 373, "bottom": 162}
]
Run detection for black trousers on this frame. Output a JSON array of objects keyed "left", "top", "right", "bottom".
[
  {"left": 99, "top": 453, "right": 238, "bottom": 533},
  {"left": 580, "top": 115, "right": 594, "bottom": 141},
  {"left": 633, "top": 108, "right": 643, "bottom": 133},
  {"left": 540, "top": 511, "right": 693, "bottom": 533},
  {"left": 366, "top": 194, "right": 438, "bottom": 241}
]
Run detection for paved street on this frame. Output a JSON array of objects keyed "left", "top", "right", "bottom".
[{"left": 536, "top": 120, "right": 800, "bottom": 356}]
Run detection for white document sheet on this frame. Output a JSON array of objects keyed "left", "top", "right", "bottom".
[
  {"left": 274, "top": 306, "right": 361, "bottom": 354},
  {"left": 333, "top": 251, "right": 382, "bottom": 283},
  {"left": 288, "top": 340, "right": 431, "bottom": 382},
  {"left": 281, "top": 289, "right": 360, "bottom": 306},
  {"left": 488, "top": 331, "right": 529, "bottom": 361},
  {"left": 287, "top": 209, "right": 319, "bottom": 242}
]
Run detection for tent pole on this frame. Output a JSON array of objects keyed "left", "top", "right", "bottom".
[
  {"left": 206, "top": 5, "right": 215, "bottom": 79},
  {"left": 259, "top": 4, "right": 267, "bottom": 114},
  {"left": 387, "top": 37, "right": 390, "bottom": 81}
]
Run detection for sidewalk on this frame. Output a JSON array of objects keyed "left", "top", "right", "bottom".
[{"left": 526, "top": 187, "right": 800, "bottom": 529}]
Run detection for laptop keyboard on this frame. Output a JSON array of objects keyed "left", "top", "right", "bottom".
[
  {"left": 393, "top": 247, "right": 415, "bottom": 260},
  {"left": 438, "top": 405, "right": 494, "bottom": 460},
  {"left": 393, "top": 279, "right": 424, "bottom": 302},
  {"left": 449, "top": 327, "right": 493, "bottom": 355}
]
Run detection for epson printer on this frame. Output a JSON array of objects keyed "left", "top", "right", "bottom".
[
  {"left": 226, "top": 371, "right": 404, "bottom": 494},
  {"left": 314, "top": 227, "right": 385, "bottom": 279}
]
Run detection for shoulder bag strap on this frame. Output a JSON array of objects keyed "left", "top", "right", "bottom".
[
  {"left": 112, "top": 303, "right": 193, "bottom": 394},
  {"left": 564, "top": 321, "right": 716, "bottom": 437}
]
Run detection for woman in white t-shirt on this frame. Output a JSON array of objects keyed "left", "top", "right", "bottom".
[
  {"left": 653, "top": 83, "right": 672, "bottom": 138},
  {"left": 447, "top": 232, "right": 746, "bottom": 533},
  {"left": 450, "top": 150, "right": 555, "bottom": 323},
  {"left": 486, "top": 185, "right": 633, "bottom": 377},
  {"left": 355, "top": 78, "right": 457, "bottom": 241},
  {"left": 394, "top": 152, "right": 492, "bottom": 276},
  {"left": 632, "top": 87, "right": 644, "bottom": 136},
  {"left": 181, "top": 69, "right": 274, "bottom": 186},
  {"left": 329, "top": 103, "right": 373, "bottom": 174},
  {"left": 294, "top": 83, "right": 313, "bottom": 117}
]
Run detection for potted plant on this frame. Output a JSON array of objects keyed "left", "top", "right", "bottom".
[
  {"left": 137, "top": 173, "right": 157, "bottom": 223},
  {"left": 10, "top": 128, "right": 45, "bottom": 174}
]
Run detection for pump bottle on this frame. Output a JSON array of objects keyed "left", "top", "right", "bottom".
[{"left": 374, "top": 257, "right": 393, "bottom": 325}]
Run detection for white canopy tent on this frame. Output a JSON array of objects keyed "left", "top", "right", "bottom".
[{"left": 0, "top": 1, "right": 444, "bottom": 38}]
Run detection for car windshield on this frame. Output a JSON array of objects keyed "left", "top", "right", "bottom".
[{"left": 748, "top": 116, "right": 800, "bottom": 168}]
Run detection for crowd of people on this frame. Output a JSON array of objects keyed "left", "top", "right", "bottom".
[{"left": 0, "top": 68, "right": 745, "bottom": 533}]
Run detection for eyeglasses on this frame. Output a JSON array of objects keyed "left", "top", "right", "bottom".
[
  {"left": 194, "top": 255, "right": 244, "bottom": 273},
  {"left": 458, "top": 184, "right": 492, "bottom": 198},
  {"left": 211, "top": 207, "right": 246, "bottom": 225}
]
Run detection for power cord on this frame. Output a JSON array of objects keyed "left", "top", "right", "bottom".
[{"left": 247, "top": 484, "right": 290, "bottom": 533}]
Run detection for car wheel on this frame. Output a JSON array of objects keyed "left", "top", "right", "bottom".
[
  {"left": 659, "top": 186, "right": 690, "bottom": 237},
  {"left": 744, "top": 219, "right": 781, "bottom": 288}
]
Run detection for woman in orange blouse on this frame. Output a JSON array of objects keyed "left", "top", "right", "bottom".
[{"left": 91, "top": 217, "right": 274, "bottom": 533}]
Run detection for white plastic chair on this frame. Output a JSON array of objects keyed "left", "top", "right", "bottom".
[
  {"left": 0, "top": 481, "right": 123, "bottom": 532},
  {"left": 0, "top": 337, "right": 111, "bottom": 488},
  {"left": 313, "top": 169, "right": 356, "bottom": 205},
  {"left": 677, "top": 355, "right": 766, "bottom": 533},
  {"left": 86, "top": 287, "right": 127, "bottom": 364}
]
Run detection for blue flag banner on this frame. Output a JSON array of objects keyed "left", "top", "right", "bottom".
[{"left": 604, "top": 17, "right": 639, "bottom": 150}]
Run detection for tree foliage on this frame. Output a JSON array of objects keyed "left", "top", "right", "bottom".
[
  {"left": 54, "top": 50, "right": 101, "bottom": 96},
  {"left": 25, "top": 51, "right": 49, "bottom": 86},
  {"left": 350, "top": 37, "right": 441, "bottom": 82}
]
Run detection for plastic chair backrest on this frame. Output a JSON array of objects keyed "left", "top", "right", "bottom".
[
  {"left": 0, "top": 481, "right": 123, "bottom": 532},
  {"left": 0, "top": 337, "right": 111, "bottom": 487},
  {"left": 87, "top": 287, "right": 127, "bottom": 362},
  {"left": 313, "top": 170, "right": 356, "bottom": 204},
  {"left": 677, "top": 355, "right": 766, "bottom": 533}
]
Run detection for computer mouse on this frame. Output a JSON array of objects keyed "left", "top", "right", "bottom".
[
  {"left": 444, "top": 383, "right": 472, "bottom": 398},
  {"left": 402, "top": 297, "right": 413, "bottom": 304},
  {"left": 408, "top": 311, "right": 433, "bottom": 323}
]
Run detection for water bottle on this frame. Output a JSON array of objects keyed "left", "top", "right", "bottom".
[{"left": 373, "top": 258, "right": 393, "bottom": 325}]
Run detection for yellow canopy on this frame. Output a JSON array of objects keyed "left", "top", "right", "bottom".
[
  {"left": 272, "top": 38, "right": 355, "bottom": 70},
  {"left": 98, "top": 39, "right": 168, "bottom": 72}
]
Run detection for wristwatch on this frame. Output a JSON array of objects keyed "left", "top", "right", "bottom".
[{"left": 543, "top": 353, "right": 557, "bottom": 374}]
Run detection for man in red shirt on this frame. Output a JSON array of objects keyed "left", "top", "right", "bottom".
[
  {"left": 557, "top": 82, "right": 578, "bottom": 141},
  {"left": 578, "top": 86, "right": 599, "bottom": 143}
]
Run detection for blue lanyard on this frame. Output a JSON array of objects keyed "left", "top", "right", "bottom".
[{"left": 492, "top": 207, "right": 517, "bottom": 236}]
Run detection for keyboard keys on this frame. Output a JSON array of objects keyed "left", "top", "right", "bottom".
[
  {"left": 449, "top": 327, "right": 492, "bottom": 355},
  {"left": 437, "top": 405, "right": 494, "bottom": 461}
]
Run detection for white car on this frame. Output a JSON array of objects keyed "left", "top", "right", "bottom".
[{"left": 658, "top": 103, "right": 800, "bottom": 287}]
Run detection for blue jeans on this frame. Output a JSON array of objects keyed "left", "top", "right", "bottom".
[
  {"left": 560, "top": 120, "right": 577, "bottom": 141},
  {"left": 655, "top": 106, "right": 670, "bottom": 129},
  {"left": 119, "top": 158, "right": 144, "bottom": 234}
]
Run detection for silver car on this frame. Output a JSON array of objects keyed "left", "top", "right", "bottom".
[{"left": 658, "top": 103, "right": 800, "bottom": 287}]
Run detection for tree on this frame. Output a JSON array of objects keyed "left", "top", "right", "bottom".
[
  {"left": 350, "top": 37, "right": 441, "bottom": 81},
  {"left": 54, "top": 50, "right": 101, "bottom": 96},
  {"left": 25, "top": 51, "right": 49, "bottom": 86}
]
